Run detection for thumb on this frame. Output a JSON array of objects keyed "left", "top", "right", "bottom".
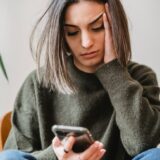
[
  {"left": 64, "top": 136, "right": 76, "bottom": 152},
  {"left": 52, "top": 136, "right": 62, "bottom": 147}
]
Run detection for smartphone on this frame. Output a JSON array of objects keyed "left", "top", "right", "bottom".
[{"left": 52, "top": 125, "right": 94, "bottom": 153}]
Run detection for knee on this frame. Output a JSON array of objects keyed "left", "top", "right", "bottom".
[
  {"left": 133, "top": 148, "right": 160, "bottom": 160},
  {"left": 0, "top": 150, "right": 25, "bottom": 160},
  {"left": 0, "top": 150, "right": 37, "bottom": 160}
]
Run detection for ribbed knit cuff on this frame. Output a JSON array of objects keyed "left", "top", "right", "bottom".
[
  {"left": 31, "top": 145, "right": 57, "bottom": 160},
  {"left": 95, "top": 59, "right": 132, "bottom": 93}
]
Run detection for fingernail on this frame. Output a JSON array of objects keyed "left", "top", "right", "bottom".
[
  {"left": 100, "top": 149, "right": 106, "bottom": 155},
  {"left": 96, "top": 142, "right": 104, "bottom": 148},
  {"left": 94, "top": 141, "right": 100, "bottom": 148}
]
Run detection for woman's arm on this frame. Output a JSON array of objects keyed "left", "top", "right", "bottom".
[
  {"left": 95, "top": 59, "right": 160, "bottom": 156},
  {"left": 4, "top": 71, "right": 57, "bottom": 160},
  {"left": 99, "top": 4, "right": 160, "bottom": 156}
]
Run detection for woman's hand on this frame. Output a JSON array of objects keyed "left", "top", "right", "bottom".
[
  {"left": 52, "top": 136, "right": 106, "bottom": 160},
  {"left": 103, "top": 3, "right": 117, "bottom": 64}
]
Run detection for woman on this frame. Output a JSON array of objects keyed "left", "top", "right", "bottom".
[{"left": 1, "top": 0, "right": 160, "bottom": 160}]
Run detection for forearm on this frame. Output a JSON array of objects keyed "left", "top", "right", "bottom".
[{"left": 95, "top": 59, "right": 160, "bottom": 155}]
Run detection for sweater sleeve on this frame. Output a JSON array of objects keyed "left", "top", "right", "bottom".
[
  {"left": 95, "top": 59, "right": 160, "bottom": 156},
  {"left": 4, "top": 71, "right": 57, "bottom": 160}
]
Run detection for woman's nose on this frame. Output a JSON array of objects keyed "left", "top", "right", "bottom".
[{"left": 81, "top": 31, "right": 94, "bottom": 49}]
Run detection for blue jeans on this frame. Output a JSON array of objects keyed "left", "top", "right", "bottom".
[
  {"left": 0, "top": 148, "right": 160, "bottom": 160},
  {"left": 0, "top": 150, "right": 36, "bottom": 160},
  {"left": 132, "top": 148, "right": 160, "bottom": 160}
]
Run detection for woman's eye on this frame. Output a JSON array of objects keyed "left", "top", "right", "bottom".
[
  {"left": 67, "top": 31, "right": 79, "bottom": 36},
  {"left": 92, "top": 25, "right": 104, "bottom": 32}
]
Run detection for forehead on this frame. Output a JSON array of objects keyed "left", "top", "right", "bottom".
[{"left": 65, "top": 1, "right": 105, "bottom": 25}]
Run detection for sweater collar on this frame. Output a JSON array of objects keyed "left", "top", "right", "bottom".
[{"left": 67, "top": 56, "right": 102, "bottom": 90}]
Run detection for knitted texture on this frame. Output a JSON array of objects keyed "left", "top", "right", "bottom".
[{"left": 4, "top": 57, "right": 160, "bottom": 160}]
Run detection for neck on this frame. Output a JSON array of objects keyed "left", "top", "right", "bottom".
[{"left": 73, "top": 59, "right": 102, "bottom": 73}]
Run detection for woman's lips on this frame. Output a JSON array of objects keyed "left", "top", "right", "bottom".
[{"left": 80, "top": 51, "right": 98, "bottom": 58}]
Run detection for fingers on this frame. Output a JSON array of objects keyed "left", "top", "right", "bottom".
[
  {"left": 103, "top": 3, "right": 112, "bottom": 33},
  {"left": 52, "top": 136, "right": 64, "bottom": 159},
  {"left": 103, "top": 3, "right": 117, "bottom": 63},
  {"left": 52, "top": 136, "right": 76, "bottom": 152},
  {"left": 105, "top": 3, "right": 112, "bottom": 25},
  {"left": 80, "top": 141, "right": 105, "bottom": 160},
  {"left": 52, "top": 136, "right": 62, "bottom": 147},
  {"left": 63, "top": 136, "right": 76, "bottom": 153},
  {"left": 90, "top": 149, "right": 106, "bottom": 160},
  {"left": 103, "top": 4, "right": 112, "bottom": 36},
  {"left": 52, "top": 136, "right": 76, "bottom": 159},
  {"left": 103, "top": 13, "right": 110, "bottom": 30},
  {"left": 52, "top": 138, "right": 106, "bottom": 160},
  {"left": 103, "top": 13, "right": 112, "bottom": 47}
]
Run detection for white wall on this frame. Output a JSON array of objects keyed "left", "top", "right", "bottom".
[
  {"left": 0, "top": 0, "right": 49, "bottom": 117},
  {"left": 0, "top": 0, "right": 160, "bottom": 117},
  {"left": 122, "top": 0, "right": 160, "bottom": 82}
]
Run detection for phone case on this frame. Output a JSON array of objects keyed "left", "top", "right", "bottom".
[{"left": 52, "top": 125, "right": 94, "bottom": 153}]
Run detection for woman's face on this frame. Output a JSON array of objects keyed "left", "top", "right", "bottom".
[{"left": 64, "top": 1, "right": 105, "bottom": 73}]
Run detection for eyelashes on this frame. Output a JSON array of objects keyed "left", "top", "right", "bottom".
[
  {"left": 67, "top": 31, "right": 79, "bottom": 36},
  {"left": 66, "top": 24, "right": 104, "bottom": 36}
]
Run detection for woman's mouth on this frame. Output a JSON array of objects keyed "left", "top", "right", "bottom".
[{"left": 80, "top": 51, "right": 98, "bottom": 59}]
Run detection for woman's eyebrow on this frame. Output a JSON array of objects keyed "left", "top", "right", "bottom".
[
  {"left": 89, "top": 12, "right": 104, "bottom": 25},
  {"left": 64, "top": 12, "right": 104, "bottom": 28}
]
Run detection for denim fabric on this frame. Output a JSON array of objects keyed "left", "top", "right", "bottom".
[
  {"left": 0, "top": 148, "right": 160, "bottom": 160},
  {"left": 0, "top": 150, "right": 36, "bottom": 160},
  {"left": 133, "top": 148, "right": 160, "bottom": 160}
]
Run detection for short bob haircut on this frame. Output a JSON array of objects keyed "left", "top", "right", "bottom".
[{"left": 30, "top": 0, "right": 131, "bottom": 94}]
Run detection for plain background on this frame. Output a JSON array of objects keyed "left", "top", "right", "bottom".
[{"left": 0, "top": 0, "right": 160, "bottom": 117}]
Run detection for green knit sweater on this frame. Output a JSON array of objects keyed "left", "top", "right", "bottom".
[{"left": 4, "top": 57, "right": 160, "bottom": 160}]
